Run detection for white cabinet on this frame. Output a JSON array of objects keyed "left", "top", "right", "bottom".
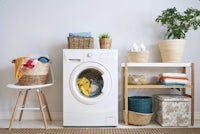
[{"left": 121, "top": 63, "right": 194, "bottom": 125}]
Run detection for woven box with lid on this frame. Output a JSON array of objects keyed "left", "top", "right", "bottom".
[{"left": 154, "top": 94, "right": 191, "bottom": 126}]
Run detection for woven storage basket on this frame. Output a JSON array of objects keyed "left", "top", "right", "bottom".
[
  {"left": 128, "top": 75, "right": 147, "bottom": 85},
  {"left": 99, "top": 38, "right": 112, "bottom": 49},
  {"left": 18, "top": 61, "right": 50, "bottom": 85},
  {"left": 128, "top": 96, "right": 152, "bottom": 113},
  {"left": 68, "top": 37, "right": 94, "bottom": 49},
  {"left": 128, "top": 51, "right": 149, "bottom": 62},
  {"left": 128, "top": 111, "right": 153, "bottom": 125}
]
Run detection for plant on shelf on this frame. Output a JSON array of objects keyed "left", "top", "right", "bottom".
[
  {"left": 155, "top": 7, "right": 200, "bottom": 39},
  {"left": 99, "top": 33, "right": 112, "bottom": 49},
  {"left": 155, "top": 7, "right": 200, "bottom": 63},
  {"left": 99, "top": 33, "right": 110, "bottom": 39}
]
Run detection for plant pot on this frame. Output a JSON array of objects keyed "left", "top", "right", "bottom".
[
  {"left": 159, "top": 39, "right": 186, "bottom": 62},
  {"left": 99, "top": 38, "right": 112, "bottom": 49}
]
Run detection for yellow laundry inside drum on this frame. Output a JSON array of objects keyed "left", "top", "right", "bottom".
[
  {"left": 77, "top": 69, "right": 103, "bottom": 97},
  {"left": 77, "top": 77, "right": 91, "bottom": 96}
]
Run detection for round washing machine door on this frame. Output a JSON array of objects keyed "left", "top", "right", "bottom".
[{"left": 69, "top": 62, "right": 112, "bottom": 105}]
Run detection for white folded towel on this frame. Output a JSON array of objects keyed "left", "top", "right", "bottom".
[
  {"left": 160, "top": 73, "right": 187, "bottom": 78},
  {"left": 161, "top": 78, "right": 188, "bottom": 85}
]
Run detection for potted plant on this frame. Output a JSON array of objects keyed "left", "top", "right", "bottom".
[
  {"left": 99, "top": 33, "right": 112, "bottom": 49},
  {"left": 155, "top": 7, "right": 200, "bottom": 62}
]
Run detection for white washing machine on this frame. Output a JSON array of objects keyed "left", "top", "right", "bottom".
[{"left": 63, "top": 49, "right": 118, "bottom": 126}]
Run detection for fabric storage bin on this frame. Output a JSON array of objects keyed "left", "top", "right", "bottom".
[
  {"left": 128, "top": 96, "right": 152, "bottom": 113},
  {"left": 154, "top": 94, "right": 191, "bottom": 127}
]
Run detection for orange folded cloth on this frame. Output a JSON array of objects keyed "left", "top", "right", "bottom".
[{"left": 159, "top": 76, "right": 189, "bottom": 81}]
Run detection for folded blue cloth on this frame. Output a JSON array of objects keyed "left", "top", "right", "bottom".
[
  {"left": 157, "top": 81, "right": 185, "bottom": 86},
  {"left": 38, "top": 56, "right": 50, "bottom": 63},
  {"left": 69, "top": 32, "right": 92, "bottom": 37}
]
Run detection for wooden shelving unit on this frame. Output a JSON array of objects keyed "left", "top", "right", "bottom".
[{"left": 121, "top": 62, "right": 195, "bottom": 126}]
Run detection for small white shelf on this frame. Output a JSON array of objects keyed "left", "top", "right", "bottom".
[{"left": 121, "top": 62, "right": 192, "bottom": 67}]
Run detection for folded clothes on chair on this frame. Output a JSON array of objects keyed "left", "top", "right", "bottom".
[{"left": 69, "top": 32, "right": 92, "bottom": 37}]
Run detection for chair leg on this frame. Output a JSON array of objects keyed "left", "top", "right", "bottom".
[
  {"left": 19, "top": 90, "right": 29, "bottom": 121},
  {"left": 9, "top": 91, "right": 22, "bottom": 131},
  {"left": 36, "top": 89, "right": 47, "bottom": 129},
  {"left": 41, "top": 91, "right": 52, "bottom": 121}
]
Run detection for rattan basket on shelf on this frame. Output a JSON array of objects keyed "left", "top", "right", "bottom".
[
  {"left": 18, "top": 61, "right": 50, "bottom": 85},
  {"left": 68, "top": 37, "right": 94, "bottom": 49},
  {"left": 128, "top": 51, "right": 149, "bottom": 62}
]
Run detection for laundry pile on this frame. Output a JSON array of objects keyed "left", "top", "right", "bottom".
[
  {"left": 12, "top": 56, "right": 50, "bottom": 80},
  {"left": 77, "top": 77, "right": 102, "bottom": 97},
  {"left": 77, "top": 77, "right": 92, "bottom": 96},
  {"left": 157, "top": 73, "right": 189, "bottom": 86}
]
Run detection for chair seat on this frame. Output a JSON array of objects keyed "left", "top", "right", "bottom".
[{"left": 7, "top": 83, "right": 53, "bottom": 89}]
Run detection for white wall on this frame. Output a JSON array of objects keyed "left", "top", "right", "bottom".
[{"left": 0, "top": 0, "right": 200, "bottom": 120}]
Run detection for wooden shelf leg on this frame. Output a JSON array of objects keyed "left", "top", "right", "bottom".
[
  {"left": 191, "top": 63, "right": 195, "bottom": 126},
  {"left": 124, "top": 63, "right": 128, "bottom": 125}
]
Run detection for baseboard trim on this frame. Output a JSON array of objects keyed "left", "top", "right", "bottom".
[
  {"left": 0, "top": 112, "right": 63, "bottom": 120},
  {"left": 1, "top": 112, "right": 200, "bottom": 121}
]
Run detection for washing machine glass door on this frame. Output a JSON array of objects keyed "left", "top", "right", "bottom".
[{"left": 69, "top": 62, "right": 111, "bottom": 105}]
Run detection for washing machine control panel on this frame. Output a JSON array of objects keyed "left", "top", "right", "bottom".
[
  {"left": 87, "top": 53, "right": 93, "bottom": 57},
  {"left": 86, "top": 52, "right": 115, "bottom": 59}
]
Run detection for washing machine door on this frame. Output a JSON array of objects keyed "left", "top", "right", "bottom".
[{"left": 69, "top": 62, "right": 111, "bottom": 105}]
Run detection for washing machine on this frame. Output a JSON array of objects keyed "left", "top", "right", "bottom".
[{"left": 63, "top": 49, "right": 118, "bottom": 126}]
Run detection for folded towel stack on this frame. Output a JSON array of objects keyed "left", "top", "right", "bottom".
[
  {"left": 69, "top": 32, "right": 92, "bottom": 37},
  {"left": 158, "top": 73, "right": 189, "bottom": 86}
]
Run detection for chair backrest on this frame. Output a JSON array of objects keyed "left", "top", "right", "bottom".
[{"left": 46, "top": 64, "right": 54, "bottom": 85}]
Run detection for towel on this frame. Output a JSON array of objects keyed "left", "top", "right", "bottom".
[
  {"left": 77, "top": 77, "right": 91, "bottom": 96},
  {"left": 12, "top": 56, "right": 29, "bottom": 80},
  {"left": 69, "top": 32, "right": 92, "bottom": 37},
  {"left": 160, "top": 73, "right": 187, "bottom": 78},
  {"left": 159, "top": 78, "right": 188, "bottom": 85},
  {"left": 22, "top": 58, "right": 38, "bottom": 69},
  {"left": 159, "top": 76, "right": 189, "bottom": 81}
]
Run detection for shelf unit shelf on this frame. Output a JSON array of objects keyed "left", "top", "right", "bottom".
[{"left": 122, "top": 62, "right": 195, "bottom": 126}]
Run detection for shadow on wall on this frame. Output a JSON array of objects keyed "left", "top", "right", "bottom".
[{"left": 46, "top": 43, "right": 67, "bottom": 112}]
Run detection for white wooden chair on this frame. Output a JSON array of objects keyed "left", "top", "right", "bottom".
[{"left": 7, "top": 63, "right": 54, "bottom": 130}]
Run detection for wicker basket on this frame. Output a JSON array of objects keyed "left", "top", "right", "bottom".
[
  {"left": 68, "top": 37, "right": 94, "bottom": 49},
  {"left": 128, "top": 51, "right": 149, "bottom": 62},
  {"left": 99, "top": 38, "right": 112, "bottom": 49},
  {"left": 18, "top": 61, "right": 50, "bottom": 85},
  {"left": 128, "top": 96, "right": 152, "bottom": 113},
  {"left": 128, "top": 111, "right": 153, "bottom": 125}
]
